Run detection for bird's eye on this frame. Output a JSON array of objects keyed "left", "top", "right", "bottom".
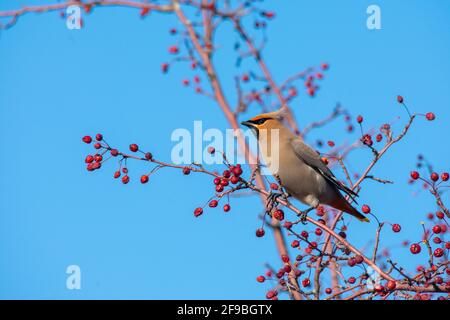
[{"left": 253, "top": 118, "right": 270, "bottom": 125}]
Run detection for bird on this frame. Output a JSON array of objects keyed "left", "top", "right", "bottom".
[{"left": 241, "top": 109, "right": 369, "bottom": 222}]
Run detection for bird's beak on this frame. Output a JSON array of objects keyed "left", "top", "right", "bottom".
[{"left": 241, "top": 120, "right": 254, "bottom": 128}]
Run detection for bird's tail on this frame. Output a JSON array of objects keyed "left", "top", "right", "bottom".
[{"left": 329, "top": 196, "right": 370, "bottom": 223}]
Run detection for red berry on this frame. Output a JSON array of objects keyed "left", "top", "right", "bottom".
[
  {"left": 347, "top": 258, "right": 356, "bottom": 267},
  {"left": 230, "top": 176, "right": 239, "bottom": 184},
  {"left": 182, "top": 167, "right": 191, "bottom": 175},
  {"left": 386, "top": 280, "right": 396, "bottom": 290},
  {"left": 122, "top": 167, "right": 128, "bottom": 174},
  {"left": 94, "top": 142, "right": 101, "bottom": 149},
  {"left": 361, "top": 204, "right": 371, "bottom": 214},
  {"left": 209, "top": 200, "right": 218, "bottom": 208},
  {"left": 270, "top": 183, "right": 279, "bottom": 190},
  {"left": 321, "top": 63, "right": 329, "bottom": 70},
  {"left": 283, "top": 265, "right": 291, "bottom": 273},
  {"left": 145, "top": 152, "right": 153, "bottom": 161},
  {"left": 129, "top": 144, "right": 139, "bottom": 152},
  {"left": 441, "top": 172, "right": 449, "bottom": 181},
  {"left": 434, "top": 248, "right": 444, "bottom": 258},
  {"left": 410, "top": 171, "right": 420, "bottom": 180},
  {"left": 207, "top": 146, "right": 215, "bottom": 154},
  {"left": 425, "top": 112, "right": 435, "bottom": 121},
  {"left": 213, "top": 177, "right": 221, "bottom": 185},
  {"left": 140, "top": 175, "right": 149, "bottom": 184},
  {"left": 256, "top": 228, "right": 265, "bottom": 237},
  {"left": 110, "top": 149, "right": 119, "bottom": 157},
  {"left": 302, "top": 278, "right": 310, "bottom": 287},
  {"left": 325, "top": 288, "right": 332, "bottom": 294},
  {"left": 242, "top": 73, "right": 250, "bottom": 82},
  {"left": 95, "top": 133, "right": 103, "bottom": 141},
  {"left": 432, "top": 225, "right": 442, "bottom": 234},
  {"left": 357, "top": 115, "right": 363, "bottom": 124},
  {"left": 121, "top": 175, "right": 130, "bottom": 184},
  {"left": 168, "top": 45, "right": 179, "bottom": 54},
  {"left": 113, "top": 171, "right": 121, "bottom": 179},
  {"left": 94, "top": 154, "right": 102, "bottom": 162},
  {"left": 265, "top": 290, "right": 275, "bottom": 299},
  {"left": 374, "top": 284, "right": 384, "bottom": 293},
  {"left": 291, "top": 240, "right": 300, "bottom": 248},
  {"left": 215, "top": 184, "right": 224, "bottom": 192},
  {"left": 161, "top": 63, "right": 169, "bottom": 73},
  {"left": 327, "top": 141, "right": 335, "bottom": 147},
  {"left": 82, "top": 135, "right": 92, "bottom": 144},
  {"left": 348, "top": 277, "right": 356, "bottom": 284},
  {"left": 223, "top": 170, "right": 231, "bottom": 178},
  {"left": 283, "top": 221, "right": 293, "bottom": 229},
  {"left": 85, "top": 155, "right": 94, "bottom": 163},
  {"left": 273, "top": 209, "right": 284, "bottom": 221},
  {"left": 256, "top": 276, "right": 265, "bottom": 283},
  {"left": 232, "top": 166, "right": 243, "bottom": 177},
  {"left": 376, "top": 134, "right": 382, "bottom": 142},
  {"left": 392, "top": 224, "right": 401, "bottom": 233},
  {"left": 301, "top": 231, "right": 309, "bottom": 238},
  {"left": 410, "top": 243, "right": 421, "bottom": 254},
  {"left": 436, "top": 211, "right": 444, "bottom": 219},
  {"left": 220, "top": 179, "right": 229, "bottom": 187},
  {"left": 433, "top": 237, "right": 442, "bottom": 244},
  {"left": 430, "top": 172, "right": 439, "bottom": 182},
  {"left": 194, "top": 207, "right": 203, "bottom": 217},
  {"left": 315, "top": 228, "right": 322, "bottom": 236},
  {"left": 355, "top": 255, "right": 364, "bottom": 264},
  {"left": 223, "top": 204, "right": 231, "bottom": 212},
  {"left": 281, "top": 254, "right": 290, "bottom": 263},
  {"left": 397, "top": 95, "right": 404, "bottom": 103},
  {"left": 140, "top": 7, "right": 150, "bottom": 17}
]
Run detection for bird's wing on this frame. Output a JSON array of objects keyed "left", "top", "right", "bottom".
[{"left": 290, "top": 138, "right": 359, "bottom": 202}]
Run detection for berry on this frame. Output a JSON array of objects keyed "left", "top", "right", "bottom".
[
  {"left": 94, "top": 154, "right": 102, "bottom": 162},
  {"left": 270, "top": 183, "right": 279, "bottom": 190},
  {"left": 82, "top": 135, "right": 92, "bottom": 144},
  {"left": 386, "top": 280, "right": 396, "bottom": 291},
  {"left": 355, "top": 255, "right": 364, "bottom": 264},
  {"left": 256, "top": 276, "right": 265, "bottom": 283},
  {"left": 256, "top": 228, "right": 265, "bottom": 237},
  {"left": 95, "top": 133, "right": 103, "bottom": 141},
  {"left": 215, "top": 184, "right": 224, "bottom": 192},
  {"left": 434, "top": 248, "right": 444, "bottom": 258},
  {"left": 430, "top": 172, "right": 439, "bottom": 182},
  {"left": 374, "top": 284, "right": 384, "bottom": 293},
  {"left": 436, "top": 211, "right": 444, "bottom": 219},
  {"left": 301, "top": 231, "right": 309, "bottom": 238},
  {"left": 230, "top": 176, "right": 239, "bottom": 184},
  {"left": 425, "top": 112, "right": 435, "bottom": 121},
  {"left": 321, "top": 63, "right": 329, "bottom": 70},
  {"left": 94, "top": 142, "right": 101, "bottom": 149},
  {"left": 347, "top": 258, "right": 356, "bottom": 267},
  {"left": 110, "top": 149, "right": 119, "bottom": 157},
  {"left": 302, "top": 278, "right": 311, "bottom": 287},
  {"left": 242, "top": 73, "right": 250, "bottom": 82},
  {"left": 376, "top": 134, "right": 383, "bottom": 142},
  {"left": 113, "top": 171, "right": 121, "bottom": 179},
  {"left": 348, "top": 277, "right": 356, "bottom": 284},
  {"left": 209, "top": 200, "right": 218, "bottom": 208},
  {"left": 432, "top": 225, "right": 442, "bottom": 234},
  {"left": 140, "top": 7, "right": 150, "bottom": 17},
  {"left": 213, "top": 177, "right": 221, "bottom": 185},
  {"left": 121, "top": 175, "right": 130, "bottom": 184},
  {"left": 194, "top": 207, "right": 203, "bottom": 217},
  {"left": 140, "top": 175, "right": 149, "bottom": 184},
  {"left": 85, "top": 155, "right": 94, "bottom": 163},
  {"left": 161, "top": 63, "right": 169, "bottom": 73},
  {"left": 291, "top": 240, "right": 300, "bottom": 248},
  {"left": 441, "top": 172, "right": 449, "bottom": 181},
  {"left": 361, "top": 204, "right": 371, "bottom": 214},
  {"left": 232, "top": 166, "right": 243, "bottom": 177},
  {"left": 397, "top": 95, "right": 404, "bottom": 103},
  {"left": 315, "top": 228, "right": 322, "bottom": 236},
  {"left": 222, "top": 170, "right": 231, "bottom": 178},
  {"left": 207, "top": 146, "right": 215, "bottom": 154},
  {"left": 325, "top": 288, "right": 332, "bottom": 294},
  {"left": 281, "top": 254, "right": 290, "bottom": 263},
  {"left": 168, "top": 45, "right": 179, "bottom": 54},
  {"left": 129, "top": 144, "right": 139, "bottom": 152},
  {"left": 357, "top": 115, "right": 363, "bottom": 124},
  {"left": 223, "top": 204, "right": 231, "bottom": 212},
  {"left": 273, "top": 209, "right": 284, "bottom": 221},
  {"left": 410, "top": 171, "right": 420, "bottom": 180},
  {"left": 410, "top": 243, "right": 421, "bottom": 254},
  {"left": 182, "top": 167, "right": 191, "bottom": 175}
]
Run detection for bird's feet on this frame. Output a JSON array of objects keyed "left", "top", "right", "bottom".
[
  {"left": 297, "top": 207, "right": 314, "bottom": 224},
  {"left": 266, "top": 191, "right": 289, "bottom": 211}
]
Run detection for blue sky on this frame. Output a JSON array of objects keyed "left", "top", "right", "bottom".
[{"left": 0, "top": 0, "right": 449, "bottom": 299}]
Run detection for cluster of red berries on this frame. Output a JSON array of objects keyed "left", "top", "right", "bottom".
[{"left": 193, "top": 161, "right": 243, "bottom": 218}]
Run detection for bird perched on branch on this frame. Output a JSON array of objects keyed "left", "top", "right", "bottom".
[{"left": 241, "top": 109, "right": 369, "bottom": 222}]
